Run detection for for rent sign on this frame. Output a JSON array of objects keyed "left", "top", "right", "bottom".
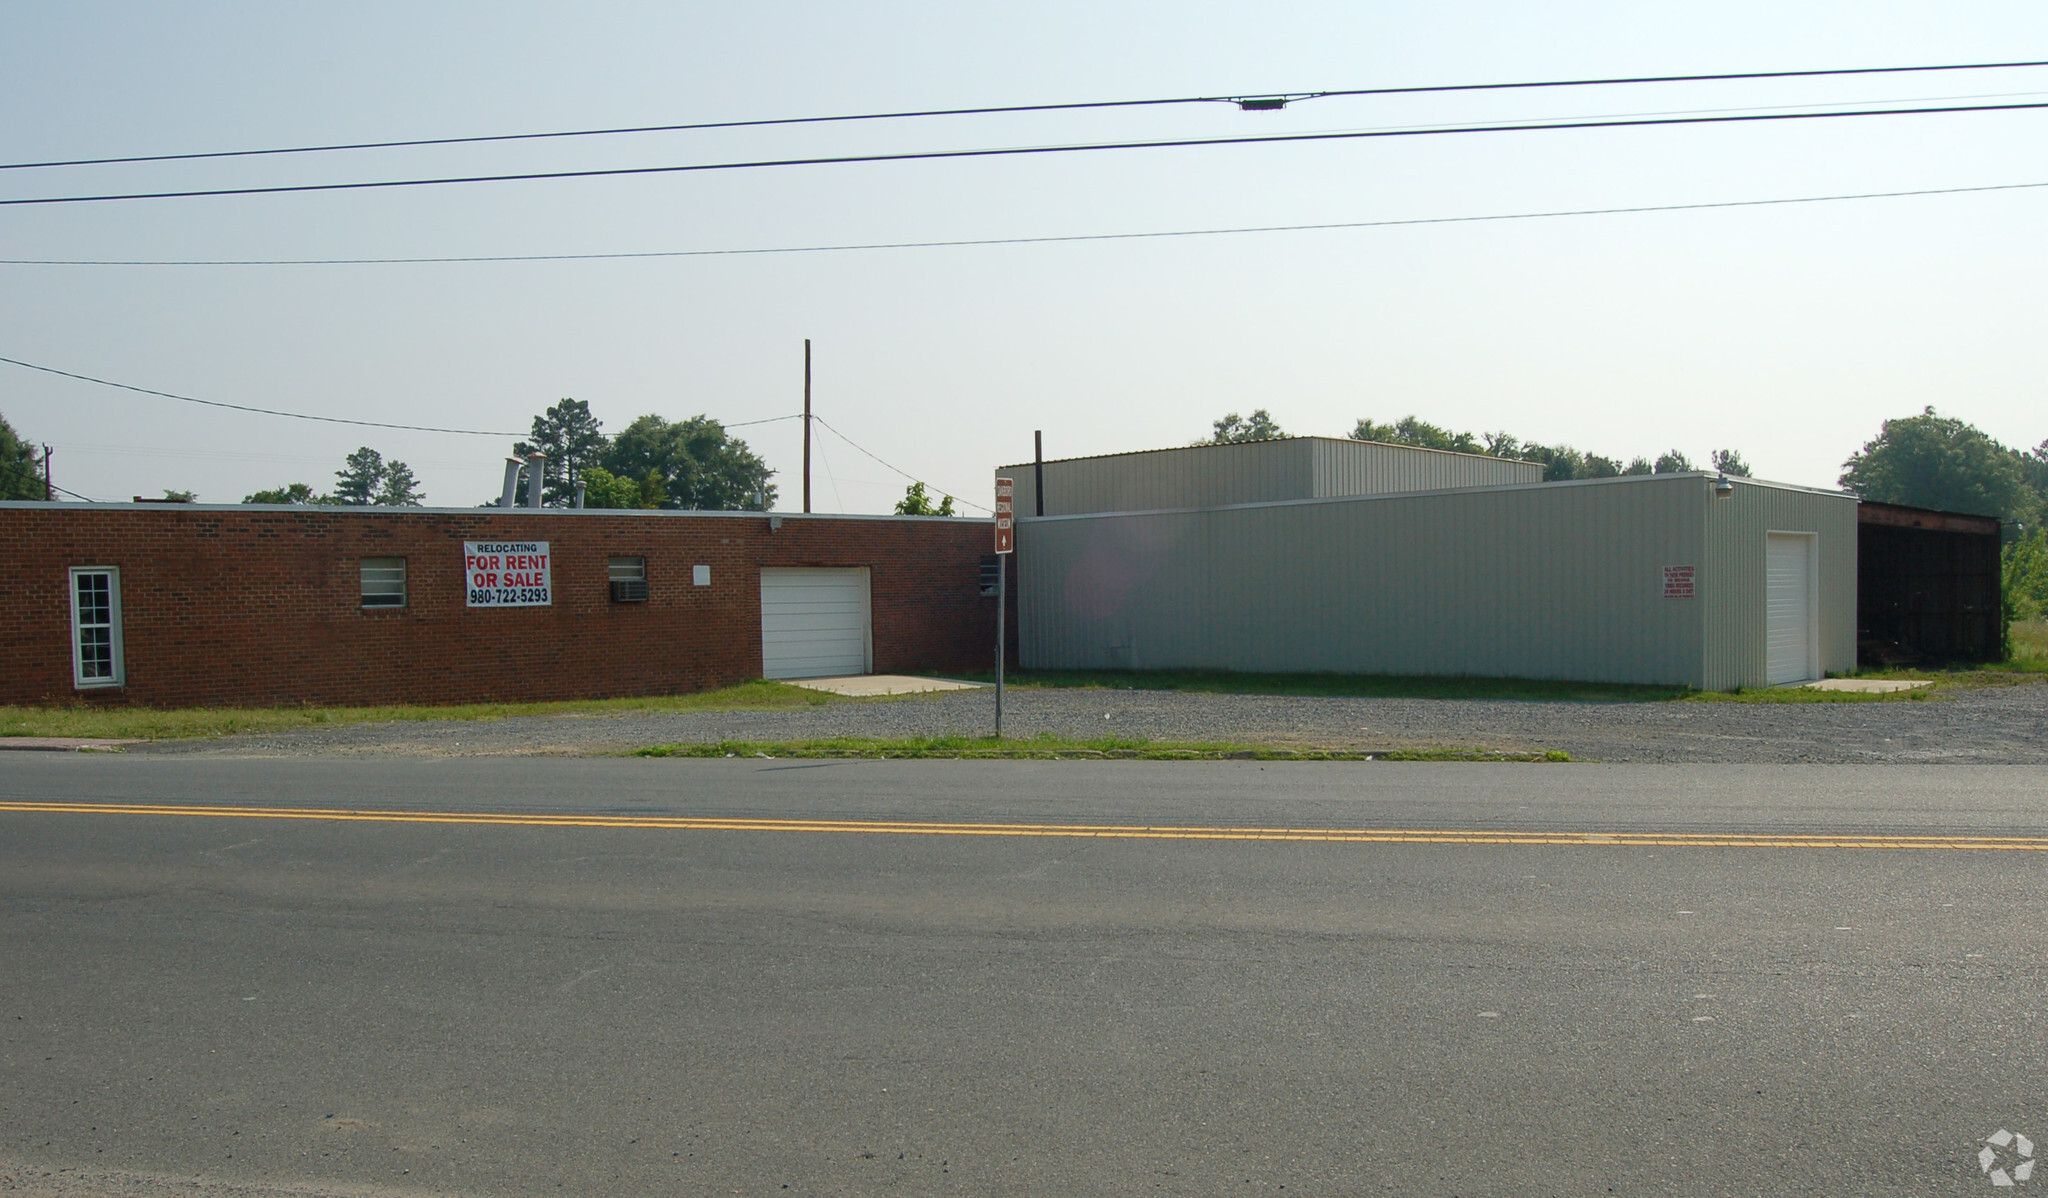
[{"left": 464, "top": 541, "right": 552, "bottom": 607}]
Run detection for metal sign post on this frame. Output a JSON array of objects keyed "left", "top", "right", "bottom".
[{"left": 994, "top": 477, "right": 1014, "bottom": 738}]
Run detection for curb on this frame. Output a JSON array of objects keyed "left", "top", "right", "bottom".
[{"left": 0, "top": 738, "right": 145, "bottom": 752}]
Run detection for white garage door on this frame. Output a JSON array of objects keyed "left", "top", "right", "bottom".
[
  {"left": 760, "top": 567, "right": 871, "bottom": 679},
  {"left": 1765, "top": 534, "right": 1814, "bottom": 685}
]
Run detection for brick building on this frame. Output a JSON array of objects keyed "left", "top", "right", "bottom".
[{"left": 2, "top": 502, "right": 1000, "bottom": 708}]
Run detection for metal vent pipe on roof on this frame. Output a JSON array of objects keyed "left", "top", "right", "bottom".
[
  {"left": 525, "top": 453, "right": 546, "bottom": 509},
  {"left": 499, "top": 458, "right": 524, "bottom": 508}
]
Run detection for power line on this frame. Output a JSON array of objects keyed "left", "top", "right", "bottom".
[
  {"left": 6, "top": 57, "right": 2045, "bottom": 173},
  {"left": 4, "top": 355, "right": 806, "bottom": 440},
  {"left": 0, "top": 356, "right": 525, "bottom": 436},
  {"left": 5, "top": 97, "right": 2048, "bottom": 208},
  {"left": 4, "top": 363, "right": 947, "bottom": 505},
  {"left": 814, "top": 417, "right": 992, "bottom": 514},
  {"left": 7, "top": 178, "right": 2041, "bottom": 268},
  {"left": 0, "top": 456, "right": 96, "bottom": 502}
]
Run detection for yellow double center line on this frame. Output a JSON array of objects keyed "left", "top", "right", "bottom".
[{"left": 3, "top": 800, "right": 2046, "bottom": 850}]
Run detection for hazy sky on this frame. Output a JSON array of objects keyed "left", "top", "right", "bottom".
[{"left": 4, "top": 1, "right": 2046, "bottom": 510}]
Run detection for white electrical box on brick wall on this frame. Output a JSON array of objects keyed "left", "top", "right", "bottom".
[{"left": 692, "top": 565, "right": 711, "bottom": 586}]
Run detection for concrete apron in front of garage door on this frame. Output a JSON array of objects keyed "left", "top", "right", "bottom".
[{"left": 783, "top": 675, "right": 987, "bottom": 697}]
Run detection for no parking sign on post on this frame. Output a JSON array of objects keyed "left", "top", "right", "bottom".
[
  {"left": 994, "top": 478, "right": 1013, "bottom": 736},
  {"left": 994, "top": 478, "right": 1014, "bottom": 554}
]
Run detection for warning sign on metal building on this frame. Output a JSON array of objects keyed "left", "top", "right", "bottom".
[
  {"left": 465, "top": 541, "right": 552, "bottom": 607},
  {"left": 1662, "top": 564, "right": 1696, "bottom": 599},
  {"left": 994, "top": 478, "right": 1015, "bottom": 554}
]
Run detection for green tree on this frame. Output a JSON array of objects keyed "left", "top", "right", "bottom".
[
  {"left": 0, "top": 413, "right": 42, "bottom": 500},
  {"left": 332, "top": 446, "right": 423, "bottom": 506},
  {"left": 158, "top": 489, "right": 197, "bottom": 502},
  {"left": 1839, "top": 408, "right": 2038, "bottom": 522},
  {"left": 244, "top": 482, "right": 335, "bottom": 504},
  {"left": 1351, "top": 415, "right": 1480, "bottom": 454},
  {"left": 600, "top": 414, "right": 774, "bottom": 510},
  {"left": 1518, "top": 444, "right": 1586, "bottom": 482},
  {"left": 1209, "top": 410, "right": 1287, "bottom": 444},
  {"left": 334, "top": 447, "right": 386, "bottom": 504},
  {"left": 2006, "top": 529, "right": 2048, "bottom": 623},
  {"left": 1347, "top": 411, "right": 1747, "bottom": 484},
  {"left": 1710, "top": 449, "right": 1752, "bottom": 477},
  {"left": 894, "top": 481, "right": 957, "bottom": 516},
  {"left": 2016, "top": 440, "right": 2048, "bottom": 524},
  {"left": 637, "top": 468, "right": 669, "bottom": 509},
  {"left": 514, "top": 397, "right": 608, "bottom": 507},
  {"left": 576, "top": 465, "right": 644, "bottom": 509},
  {"left": 376, "top": 460, "right": 424, "bottom": 506}
]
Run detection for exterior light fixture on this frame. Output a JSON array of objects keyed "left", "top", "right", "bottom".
[{"left": 1713, "top": 472, "right": 1735, "bottom": 498}]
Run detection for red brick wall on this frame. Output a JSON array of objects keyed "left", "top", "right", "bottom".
[{"left": 0, "top": 504, "right": 999, "bottom": 708}]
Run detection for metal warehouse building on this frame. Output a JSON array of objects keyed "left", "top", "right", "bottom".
[{"left": 1004, "top": 438, "right": 1859, "bottom": 690}]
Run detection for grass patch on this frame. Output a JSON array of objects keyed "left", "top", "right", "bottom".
[
  {"left": 945, "top": 656, "right": 2048, "bottom": 706},
  {"left": 2007, "top": 619, "right": 2048, "bottom": 670},
  {"left": 935, "top": 668, "right": 1687, "bottom": 704},
  {"left": 0, "top": 680, "right": 838, "bottom": 742},
  {"left": 636, "top": 734, "right": 1572, "bottom": 762},
  {"left": 1682, "top": 626, "right": 2048, "bottom": 702}
]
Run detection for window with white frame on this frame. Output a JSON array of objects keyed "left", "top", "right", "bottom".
[
  {"left": 70, "top": 567, "right": 124, "bottom": 688},
  {"left": 360, "top": 557, "right": 407, "bottom": 608}
]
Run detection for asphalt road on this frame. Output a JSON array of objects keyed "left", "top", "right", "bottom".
[{"left": 3, "top": 757, "right": 2045, "bottom": 1196}]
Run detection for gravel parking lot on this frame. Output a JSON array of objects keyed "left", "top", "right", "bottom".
[{"left": 133, "top": 680, "right": 2048, "bottom": 763}]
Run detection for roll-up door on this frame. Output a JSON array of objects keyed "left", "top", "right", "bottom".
[
  {"left": 760, "top": 567, "right": 871, "bottom": 679},
  {"left": 1766, "top": 534, "right": 1815, "bottom": 684}
]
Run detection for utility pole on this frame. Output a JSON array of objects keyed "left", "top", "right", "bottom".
[
  {"left": 41, "top": 444, "right": 52, "bottom": 502},
  {"left": 802, "top": 339, "right": 812, "bottom": 514},
  {"left": 1033, "top": 431, "right": 1045, "bottom": 517}
]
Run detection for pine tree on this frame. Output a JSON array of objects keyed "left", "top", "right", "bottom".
[
  {"left": 376, "top": 460, "right": 424, "bottom": 506},
  {"left": 515, "top": 398, "right": 608, "bottom": 506},
  {"left": 333, "top": 447, "right": 386, "bottom": 504}
]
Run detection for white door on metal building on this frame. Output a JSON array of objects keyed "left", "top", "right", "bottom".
[
  {"left": 760, "top": 567, "right": 872, "bottom": 679},
  {"left": 1765, "top": 534, "right": 1816, "bottom": 685}
]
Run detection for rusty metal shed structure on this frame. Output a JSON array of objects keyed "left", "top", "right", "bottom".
[{"left": 1855, "top": 502, "right": 2004, "bottom": 664}]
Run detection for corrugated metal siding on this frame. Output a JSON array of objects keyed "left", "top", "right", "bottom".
[
  {"left": 1003, "top": 438, "right": 1313, "bottom": 517},
  {"left": 1002, "top": 437, "right": 1535, "bottom": 517},
  {"left": 1701, "top": 482, "right": 1858, "bottom": 690},
  {"left": 1019, "top": 476, "right": 1711, "bottom": 686},
  {"left": 1310, "top": 438, "right": 1541, "bottom": 495}
]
